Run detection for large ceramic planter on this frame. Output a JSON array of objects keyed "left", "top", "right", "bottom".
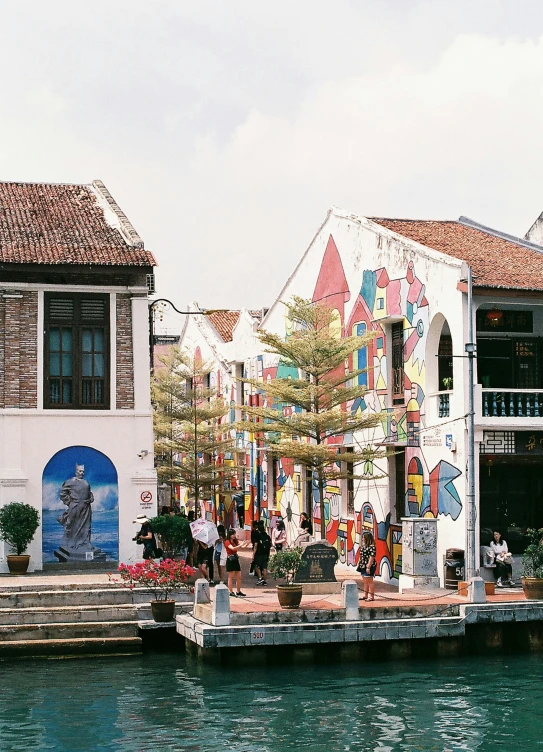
[
  {"left": 276, "top": 584, "right": 303, "bottom": 610},
  {"left": 7, "top": 555, "right": 30, "bottom": 575},
  {"left": 521, "top": 577, "right": 543, "bottom": 600},
  {"left": 150, "top": 599, "right": 176, "bottom": 622}
]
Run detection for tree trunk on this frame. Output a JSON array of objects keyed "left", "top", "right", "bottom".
[{"left": 317, "top": 466, "right": 326, "bottom": 541}]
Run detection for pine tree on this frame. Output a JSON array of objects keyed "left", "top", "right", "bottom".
[
  {"left": 152, "top": 347, "right": 234, "bottom": 513},
  {"left": 239, "top": 296, "right": 385, "bottom": 539}
]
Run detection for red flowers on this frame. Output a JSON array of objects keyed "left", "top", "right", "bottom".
[{"left": 113, "top": 559, "right": 196, "bottom": 601}]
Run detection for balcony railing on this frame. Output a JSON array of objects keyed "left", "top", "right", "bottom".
[
  {"left": 482, "top": 389, "right": 543, "bottom": 418},
  {"left": 429, "top": 391, "right": 452, "bottom": 418}
]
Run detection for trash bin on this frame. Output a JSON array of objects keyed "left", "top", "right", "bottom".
[{"left": 444, "top": 548, "right": 465, "bottom": 590}]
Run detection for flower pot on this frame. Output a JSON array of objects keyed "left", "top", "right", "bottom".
[
  {"left": 150, "top": 599, "right": 176, "bottom": 622},
  {"left": 7, "top": 555, "right": 30, "bottom": 575},
  {"left": 521, "top": 577, "right": 543, "bottom": 600},
  {"left": 276, "top": 584, "right": 303, "bottom": 610}
]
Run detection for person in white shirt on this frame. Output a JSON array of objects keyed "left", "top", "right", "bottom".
[{"left": 490, "top": 530, "right": 514, "bottom": 587}]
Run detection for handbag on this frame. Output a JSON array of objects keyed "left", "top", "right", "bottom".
[{"left": 227, "top": 553, "right": 239, "bottom": 563}]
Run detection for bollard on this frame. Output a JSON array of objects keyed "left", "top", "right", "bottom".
[
  {"left": 468, "top": 576, "right": 487, "bottom": 604},
  {"left": 342, "top": 580, "right": 360, "bottom": 621},
  {"left": 194, "top": 578, "right": 210, "bottom": 606},
  {"left": 212, "top": 584, "right": 231, "bottom": 626}
]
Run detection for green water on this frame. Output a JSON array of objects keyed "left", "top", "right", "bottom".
[{"left": 0, "top": 652, "right": 542, "bottom": 751}]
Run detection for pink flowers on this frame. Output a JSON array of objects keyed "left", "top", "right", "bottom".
[{"left": 113, "top": 559, "right": 196, "bottom": 601}]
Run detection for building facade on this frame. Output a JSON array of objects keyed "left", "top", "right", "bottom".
[
  {"left": 0, "top": 180, "right": 157, "bottom": 571},
  {"left": 179, "top": 207, "right": 543, "bottom": 585}
]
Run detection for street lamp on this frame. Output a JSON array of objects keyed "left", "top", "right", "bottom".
[{"left": 148, "top": 298, "right": 231, "bottom": 372}]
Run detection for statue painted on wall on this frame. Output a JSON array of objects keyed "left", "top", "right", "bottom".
[{"left": 58, "top": 463, "right": 94, "bottom": 551}]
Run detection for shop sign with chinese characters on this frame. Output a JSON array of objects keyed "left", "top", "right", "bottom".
[{"left": 515, "top": 432, "right": 543, "bottom": 455}]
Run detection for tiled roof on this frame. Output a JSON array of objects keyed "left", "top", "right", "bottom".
[
  {"left": 206, "top": 309, "right": 263, "bottom": 342},
  {"left": 370, "top": 218, "right": 543, "bottom": 291},
  {"left": 0, "top": 181, "right": 155, "bottom": 266},
  {"left": 206, "top": 311, "right": 242, "bottom": 342}
]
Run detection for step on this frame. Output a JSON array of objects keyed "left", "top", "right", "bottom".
[
  {"left": 0, "top": 620, "right": 139, "bottom": 642},
  {"left": 0, "top": 603, "right": 138, "bottom": 626},
  {"left": 0, "top": 588, "right": 193, "bottom": 608},
  {"left": 0, "top": 636, "right": 142, "bottom": 656}
]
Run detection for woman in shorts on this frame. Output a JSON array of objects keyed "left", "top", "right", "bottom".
[
  {"left": 357, "top": 531, "right": 377, "bottom": 602},
  {"left": 224, "top": 529, "right": 247, "bottom": 598}
]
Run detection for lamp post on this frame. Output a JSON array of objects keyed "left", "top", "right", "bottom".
[
  {"left": 148, "top": 299, "right": 231, "bottom": 372},
  {"left": 463, "top": 264, "right": 485, "bottom": 602}
]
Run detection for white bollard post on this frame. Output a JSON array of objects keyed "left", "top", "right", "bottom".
[
  {"left": 342, "top": 580, "right": 360, "bottom": 621},
  {"left": 469, "top": 576, "right": 487, "bottom": 603},
  {"left": 194, "top": 578, "right": 210, "bottom": 606},
  {"left": 212, "top": 584, "right": 231, "bottom": 626}
]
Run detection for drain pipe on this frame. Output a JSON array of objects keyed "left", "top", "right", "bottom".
[{"left": 464, "top": 264, "right": 485, "bottom": 603}]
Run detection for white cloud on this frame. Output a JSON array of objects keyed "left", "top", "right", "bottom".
[{"left": 1, "top": 3, "right": 543, "bottom": 320}]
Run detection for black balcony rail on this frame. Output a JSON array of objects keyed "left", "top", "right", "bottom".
[{"left": 482, "top": 389, "right": 543, "bottom": 418}]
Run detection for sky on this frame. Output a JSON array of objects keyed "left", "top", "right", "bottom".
[{"left": 2, "top": 1, "right": 543, "bottom": 332}]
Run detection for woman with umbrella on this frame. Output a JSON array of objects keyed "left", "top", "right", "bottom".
[{"left": 190, "top": 519, "right": 220, "bottom": 585}]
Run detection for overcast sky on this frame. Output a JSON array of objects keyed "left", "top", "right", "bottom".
[{"left": 2, "top": 1, "right": 543, "bottom": 331}]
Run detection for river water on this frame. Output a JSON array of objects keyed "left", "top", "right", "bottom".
[{"left": 1, "top": 652, "right": 541, "bottom": 752}]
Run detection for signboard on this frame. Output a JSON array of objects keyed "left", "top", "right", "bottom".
[
  {"left": 140, "top": 490, "right": 154, "bottom": 512},
  {"left": 515, "top": 432, "right": 543, "bottom": 455}
]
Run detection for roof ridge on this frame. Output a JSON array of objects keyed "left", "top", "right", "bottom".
[{"left": 458, "top": 216, "right": 543, "bottom": 255}]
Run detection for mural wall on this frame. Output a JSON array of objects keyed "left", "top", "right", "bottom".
[
  {"left": 240, "top": 230, "right": 464, "bottom": 581},
  {"left": 42, "top": 445, "right": 119, "bottom": 564}
]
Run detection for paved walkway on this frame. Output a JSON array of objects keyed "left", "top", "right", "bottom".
[{"left": 0, "top": 551, "right": 528, "bottom": 613}]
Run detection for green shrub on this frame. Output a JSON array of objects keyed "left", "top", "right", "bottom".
[
  {"left": 150, "top": 515, "right": 191, "bottom": 557},
  {"left": 268, "top": 547, "right": 304, "bottom": 586},
  {"left": 0, "top": 503, "right": 40, "bottom": 555},
  {"left": 522, "top": 528, "right": 543, "bottom": 579}
]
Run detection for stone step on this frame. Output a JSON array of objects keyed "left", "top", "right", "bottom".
[
  {"left": 0, "top": 620, "right": 139, "bottom": 642},
  {"left": 0, "top": 588, "right": 192, "bottom": 609},
  {"left": 0, "top": 603, "right": 139, "bottom": 625},
  {"left": 0, "top": 636, "right": 142, "bottom": 657}
]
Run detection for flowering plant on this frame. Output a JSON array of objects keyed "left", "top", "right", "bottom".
[{"left": 114, "top": 559, "right": 196, "bottom": 601}]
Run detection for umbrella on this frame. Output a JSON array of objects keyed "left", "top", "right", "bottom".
[{"left": 190, "top": 519, "right": 219, "bottom": 546}]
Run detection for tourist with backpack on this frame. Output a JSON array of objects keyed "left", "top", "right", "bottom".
[{"left": 254, "top": 520, "right": 272, "bottom": 586}]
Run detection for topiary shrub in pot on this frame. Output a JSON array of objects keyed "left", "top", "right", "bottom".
[
  {"left": 0, "top": 502, "right": 40, "bottom": 575},
  {"left": 149, "top": 515, "right": 191, "bottom": 560},
  {"left": 268, "top": 547, "right": 304, "bottom": 609},
  {"left": 521, "top": 528, "right": 543, "bottom": 599}
]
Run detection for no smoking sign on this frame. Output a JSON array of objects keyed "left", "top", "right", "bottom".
[{"left": 140, "top": 490, "right": 153, "bottom": 510}]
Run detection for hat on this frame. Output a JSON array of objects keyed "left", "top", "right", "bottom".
[{"left": 133, "top": 514, "right": 149, "bottom": 524}]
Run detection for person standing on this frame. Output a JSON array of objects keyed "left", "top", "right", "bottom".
[
  {"left": 196, "top": 540, "right": 215, "bottom": 584},
  {"left": 224, "top": 529, "right": 247, "bottom": 597},
  {"left": 272, "top": 517, "right": 287, "bottom": 552},
  {"left": 249, "top": 520, "right": 260, "bottom": 576},
  {"left": 254, "top": 521, "right": 272, "bottom": 586},
  {"left": 133, "top": 514, "right": 158, "bottom": 560},
  {"left": 214, "top": 524, "right": 227, "bottom": 585},
  {"left": 357, "top": 531, "right": 377, "bottom": 601}
]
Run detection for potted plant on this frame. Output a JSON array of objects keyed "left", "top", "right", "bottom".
[
  {"left": 115, "top": 558, "right": 196, "bottom": 621},
  {"left": 0, "top": 502, "right": 40, "bottom": 575},
  {"left": 442, "top": 377, "right": 453, "bottom": 391},
  {"left": 268, "top": 547, "right": 304, "bottom": 609},
  {"left": 521, "top": 527, "right": 543, "bottom": 599},
  {"left": 149, "top": 515, "right": 191, "bottom": 559}
]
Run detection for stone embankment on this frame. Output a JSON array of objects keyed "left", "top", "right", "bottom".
[{"left": 0, "top": 575, "right": 190, "bottom": 657}]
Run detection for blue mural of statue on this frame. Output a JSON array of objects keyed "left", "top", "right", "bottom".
[{"left": 42, "top": 446, "right": 118, "bottom": 564}]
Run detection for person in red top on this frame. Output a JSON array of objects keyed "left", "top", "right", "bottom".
[{"left": 225, "top": 529, "right": 248, "bottom": 597}]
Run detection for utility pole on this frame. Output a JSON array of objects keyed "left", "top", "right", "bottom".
[{"left": 464, "top": 264, "right": 485, "bottom": 601}]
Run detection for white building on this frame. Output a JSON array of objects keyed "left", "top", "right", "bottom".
[
  {"left": 175, "top": 206, "right": 543, "bottom": 585},
  {"left": 0, "top": 180, "right": 157, "bottom": 571}
]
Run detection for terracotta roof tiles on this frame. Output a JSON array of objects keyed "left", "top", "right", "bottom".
[
  {"left": 370, "top": 218, "right": 543, "bottom": 291},
  {"left": 0, "top": 181, "right": 155, "bottom": 266}
]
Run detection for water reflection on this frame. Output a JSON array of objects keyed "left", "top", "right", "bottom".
[{"left": 0, "top": 654, "right": 542, "bottom": 751}]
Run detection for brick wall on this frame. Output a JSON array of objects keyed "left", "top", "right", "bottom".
[
  {"left": 116, "top": 294, "right": 135, "bottom": 409},
  {"left": 0, "top": 291, "right": 38, "bottom": 409}
]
